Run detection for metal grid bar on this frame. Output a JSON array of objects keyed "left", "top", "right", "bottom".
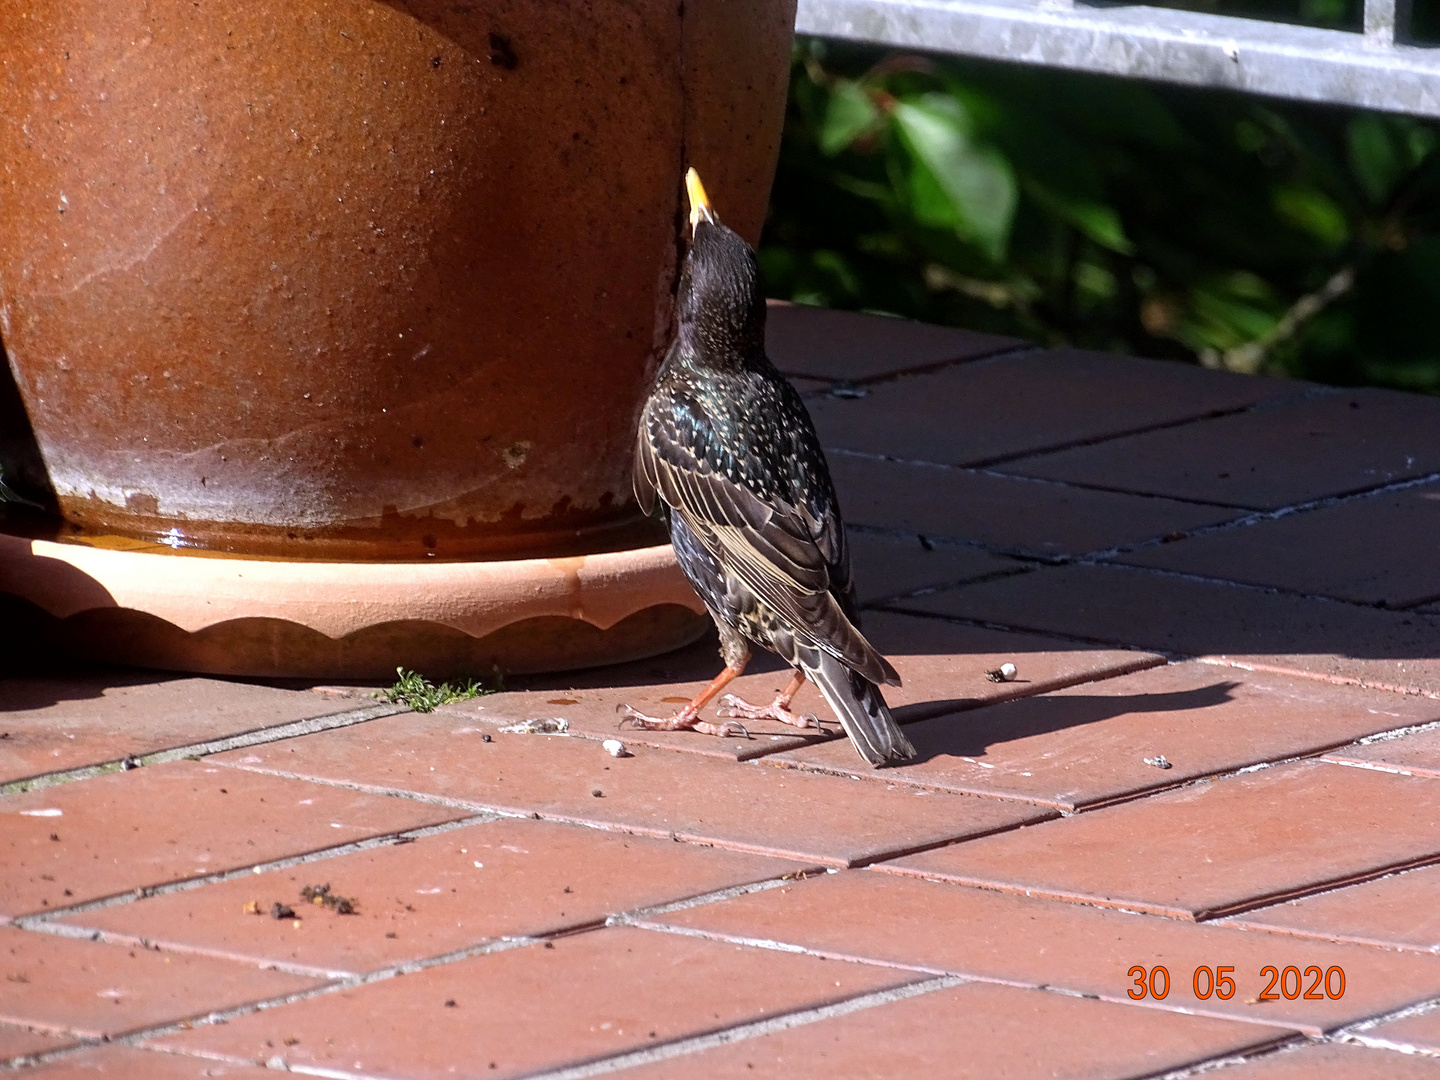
[{"left": 796, "top": 0, "right": 1440, "bottom": 117}]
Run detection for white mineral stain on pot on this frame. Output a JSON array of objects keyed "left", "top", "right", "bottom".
[{"left": 502, "top": 441, "right": 531, "bottom": 469}]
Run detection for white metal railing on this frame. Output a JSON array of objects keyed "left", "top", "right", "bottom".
[{"left": 796, "top": 0, "right": 1440, "bottom": 117}]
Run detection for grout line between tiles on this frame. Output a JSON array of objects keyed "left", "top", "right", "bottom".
[
  {"left": 1333, "top": 989, "right": 1440, "bottom": 1038},
  {"left": 2, "top": 868, "right": 878, "bottom": 1075},
  {"left": 1323, "top": 758, "right": 1421, "bottom": 777},
  {"left": 967, "top": 384, "right": 1336, "bottom": 471},
  {"left": 1143, "top": 1037, "right": 1314, "bottom": 1080},
  {"left": 1351, "top": 717, "right": 1440, "bottom": 745},
  {"left": 619, "top": 921, "right": 1321, "bottom": 1039},
  {"left": 827, "top": 445, "right": 1250, "bottom": 511},
  {"left": 0, "top": 701, "right": 411, "bottom": 796},
  {"left": 838, "top": 454, "right": 1440, "bottom": 616},
  {"left": 880, "top": 579, "right": 1439, "bottom": 702},
  {"left": 517, "top": 974, "right": 966, "bottom": 1080},
  {"left": 1194, "top": 657, "right": 1440, "bottom": 702},
  {"left": 13, "top": 815, "right": 497, "bottom": 926},
  {"left": 781, "top": 340, "right": 1042, "bottom": 391},
  {"left": 604, "top": 871, "right": 823, "bottom": 927},
  {"left": 1071, "top": 560, "right": 1439, "bottom": 616}
]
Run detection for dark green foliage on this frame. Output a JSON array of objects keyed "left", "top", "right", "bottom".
[
  {"left": 379, "top": 667, "right": 496, "bottom": 712},
  {"left": 761, "top": 39, "right": 1440, "bottom": 392}
]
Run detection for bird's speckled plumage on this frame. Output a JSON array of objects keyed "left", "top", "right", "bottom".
[{"left": 633, "top": 201, "right": 915, "bottom": 766}]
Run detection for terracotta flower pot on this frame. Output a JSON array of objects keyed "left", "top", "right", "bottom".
[
  {"left": 0, "top": 0, "right": 794, "bottom": 561},
  {"left": 0, "top": 0, "right": 795, "bottom": 676}
]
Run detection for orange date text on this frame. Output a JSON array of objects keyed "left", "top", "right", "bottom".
[{"left": 1126, "top": 965, "right": 1345, "bottom": 1001}]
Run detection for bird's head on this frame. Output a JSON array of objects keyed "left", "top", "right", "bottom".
[{"left": 676, "top": 168, "right": 765, "bottom": 363}]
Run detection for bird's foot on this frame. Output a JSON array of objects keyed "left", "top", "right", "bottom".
[
  {"left": 616, "top": 704, "right": 748, "bottom": 739},
  {"left": 715, "top": 693, "right": 821, "bottom": 730}
]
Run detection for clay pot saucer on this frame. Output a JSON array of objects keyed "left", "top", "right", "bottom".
[{"left": 0, "top": 531, "right": 709, "bottom": 679}]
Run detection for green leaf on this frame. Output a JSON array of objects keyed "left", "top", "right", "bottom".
[
  {"left": 892, "top": 95, "right": 1016, "bottom": 261},
  {"left": 1024, "top": 181, "right": 1134, "bottom": 254},
  {"left": 1348, "top": 115, "right": 1405, "bottom": 205},
  {"left": 1271, "top": 183, "right": 1349, "bottom": 248},
  {"left": 819, "top": 80, "right": 880, "bottom": 156}
]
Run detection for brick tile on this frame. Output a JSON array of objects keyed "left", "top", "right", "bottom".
[
  {"left": 807, "top": 348, "right": 1294, "bottom": 467},
  {"left": 1219, "top": 1043, "right": 1440, "bottom": 1078},
  {"left": 1365, "top": 1007, "right": 1440, "bottom": 1054},
  {"left": 0, "top": 675, "right": 354, "bottom": 786},
  {"left": 1325, "top": 728, "right": 1440, "bottom": 779},
  {"left": 466, "top": 634, "right": 824, "bottom": 761},
  {"left": 900, "top": 563, "right": 1440, "bottom": 697},
  {"left": 847, "top": 531, "right": 1018, "bottom": 603},
  {"left": 617, "top": 981, "right": 1288, "bottom": 1080},
  {"left": 0, "top": 926, "right": 318, "bottom": 1040},
  {"left": 1, "top": 761, "right": 465, "bottom": 918},
  {"left": 652, "top": 871, "right": 1440, "bottom": 1034},
  {"left": 774, "top": 661, "right": 1438, "bottom": 811},
  {"left": 147, "top": 925, "right": 915, "bottom": 1079},
  {"left": 0, "top": 1021, "right": 75, "bottom": 1063},
  {"left": 832, "top": 454, "right": 1240, "bottom": 558},
  {"left": 1117, "top": 480, "right": 1440, "bottom": 608},
  {"left": 1223, "top": 865, "right": 1440, "bottom": 953},
  {"left": 882, "top": 761, "right": 1440, "bottom": 920},
  {"left": 211, "top": 712, "right": 1053, "bottom": 867},
  {"left": 1002, "top": 388, "right": 1440, "bottom": 510},
  {"left": 58, "top": 818, "right": 812, "bottom": 977},
  {"left": 20, "top": 1047, "right": 276, "bottom": 1078},
  {"left": 764, "top": 302, "right": 1018, "bottom": 383},
  {"left": 451, "top": 611, "right": 1160, "bottom": 762}
]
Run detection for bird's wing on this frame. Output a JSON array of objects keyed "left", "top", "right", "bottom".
[
  {"left": 632, "top": 418, "right": 660, "bottom": 517},
  {"left": 641, "top": 389, "right": 896, "bottom": 686}
]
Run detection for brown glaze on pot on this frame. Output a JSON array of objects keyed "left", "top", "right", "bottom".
[{"left": 0, "top": 0, "right": 795, "bottom": 560}]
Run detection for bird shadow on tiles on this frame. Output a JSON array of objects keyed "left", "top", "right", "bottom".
[{"left": 898, "top": 682, "right": 1241, "bottom": 764}]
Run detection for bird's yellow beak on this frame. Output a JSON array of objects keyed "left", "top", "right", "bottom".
[{"left": 686, "top": 167, "right": 715, "bottom": 230}]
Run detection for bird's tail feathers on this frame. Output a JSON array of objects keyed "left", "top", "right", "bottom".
[{"left": 805, "top": 651, "right": 915, "bottom": 767}]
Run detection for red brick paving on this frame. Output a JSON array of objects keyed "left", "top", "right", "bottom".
[
  {"left": 0, "top": 1024, "right": 75, "bottom": 1064},
  {"left": 1001, "top": 387, "right": 1440, "bottom": 509},
  {"left": 1324, "top": 727, "right": 1440, "bottom": 778},
  {"left": 882, "top": 761, "right": 1440, "bottom": 920},
  {"left": 648, "top": 870, "right": 1440, "bottom": 1034},
  {"left": 899, "top": 561, "right": 1440, "bottom": 697},
  {"left": 1116, "top": 479, "right": 1440, "bottom": 608},
  {"left": 18, "top": 1048, "right": 275, "bottom": 1078},
  {"left": 451, "top": 610, "right": 1160, "bottom": 761},
  {"left": 209, "top": 714, "right": 1054, "bottom": 866},
  {"left": 832, "top": 452, "right": 1242, "bottom": 558},
  {"left": 56, "top": 818, "right": 813, "bottom": 977},
  {"left": 0, "top": 925, "right": 318, "bottom": 1041},
  {"left": 1222, "top": 864, "right": 1440, "bottom": 954},
  {"left": 616, "top": 981, "right": 1292, "bottom": 1080},
  {"left": 147, "top": 926, "right": 915, "bottom": 1079},
  {"left": 847, "top": 531, "right": 1018, "bottom": 603},
  {"left": 807, "top": 346, "right": 1296, "bottom": 467},
  {"left": 0, "top": 760, "right": 465, "bottom": 918},
  {"left": 773, "top": 660, "right": 1440, "bottom": 810},
  {"left": 5, "top": 310, "right": 1439, "bottom": 1077},
  {"left": 1364, "top": 1006, "right": 1440, "bottom": 1053},
  {"left": 764, "top": 301, "right": 1020, "bottom": 383},
  {"left": 0, "top": 675, "right": 362, "bottom": 786},
  {"left": 1219, "top": 1043, "right": 1440, "bottom": 1078}
]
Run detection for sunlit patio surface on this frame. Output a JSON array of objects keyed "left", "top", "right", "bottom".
[{"left": 4, "top": 303, "right": 1440, "bottom": 1078}]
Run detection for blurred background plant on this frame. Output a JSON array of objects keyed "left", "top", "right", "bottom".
[{"left": 762, "top": 16, "right": 1440, "bottom": 394}]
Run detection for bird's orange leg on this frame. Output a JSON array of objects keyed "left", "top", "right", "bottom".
[
  {"left": 716, "top": 670, "right": 821, "bottom": 730},
  {"left": 618, "top": 664, "right": 750, "bottom": 738}
]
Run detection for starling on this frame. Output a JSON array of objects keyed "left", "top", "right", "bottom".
[{"left": 623, "top": 169, "right": 916, "bottom": 767}]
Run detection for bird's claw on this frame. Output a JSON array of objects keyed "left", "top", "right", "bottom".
[
  {"left": 614, "top": 702, "right": 747, "bottom": 739},
  {"left": 715, "top": 693, "right": 821, "bottom": 730}
]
